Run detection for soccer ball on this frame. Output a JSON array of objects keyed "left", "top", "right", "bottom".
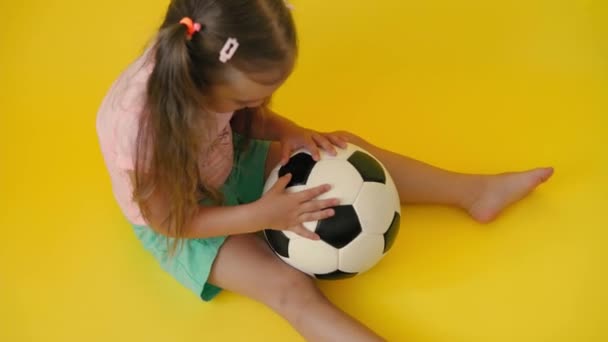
[{"left": 263, "top": 143, "right": 401, "bottom": 280}]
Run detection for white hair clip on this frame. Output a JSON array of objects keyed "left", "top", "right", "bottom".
[{"left": 219, "top": 38, "right": 239, "bottom": 63}]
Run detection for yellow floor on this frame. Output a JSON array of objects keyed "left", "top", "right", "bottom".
[{"left": 1, "top": 0, "right": 607, "bottom": 341}]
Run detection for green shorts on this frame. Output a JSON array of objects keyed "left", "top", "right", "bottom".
[{"left": 131, "top": 133, "right": 271, "bottom": 301}]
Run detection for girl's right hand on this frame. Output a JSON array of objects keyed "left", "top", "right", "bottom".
[{"left": 257, "top": 173, "right": 339, "bottom": 240}]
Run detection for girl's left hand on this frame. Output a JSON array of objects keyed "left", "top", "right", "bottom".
[{"left": 279, "top": 125, "right": 349, "bottom": 166}]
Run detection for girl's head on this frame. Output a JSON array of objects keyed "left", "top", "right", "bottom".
[
  {"left": 154, "top": 0, "right": 297, "bottom": 113},
  {"left": 134, "top": 0, "right": 297, "bottom": 245}
]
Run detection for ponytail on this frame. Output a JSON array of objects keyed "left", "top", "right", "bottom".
[{"left": 133, "top": 22, "right": 218, "bottom": 253}]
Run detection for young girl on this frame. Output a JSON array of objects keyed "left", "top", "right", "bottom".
[{"left": 96, "top": 0, "right": 553, "bottom": 340}]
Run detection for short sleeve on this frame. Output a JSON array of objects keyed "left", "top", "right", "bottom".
[{"left": 115, "top": 111, "right": 140, "bottom": 171}]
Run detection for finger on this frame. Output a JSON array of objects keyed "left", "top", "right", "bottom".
[
  {"left": 306, "top": 139, "right": 321, "bottom": 161},
  {"left": 280, "top": 144, "right": 292, "bottom": 166},
  {"left": 299, "top": 198, "right": 340, "bottom": 213},
  {"left": 299, "top": 208, "right": 335, "bottom": 223},
  {"left": 312, "top": 133, "right": 337, "bottom": 156},
  {"left": 336, "top": 132, "right": 350, "bottom": 143},
  {"left": 272, "top": 173, "right": 292, "bottom": 192},
  {"left": 295, "top": 183, "right": 332, "bottom": 202},
  {"left": 326, "top": 134, "right": 348, "bottom": 149},
  {"left": 291, "top": 225, "right": 320, "bottom": 240}
]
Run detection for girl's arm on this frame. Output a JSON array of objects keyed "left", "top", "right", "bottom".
[
  {"left": 127, "top": 171, "right": 330, "bottom": 240},
  {"left": 128, "top": 171, "right": 266, "bottom": 238},
  {"left": 232, "top": 108, "right": 297, "bottom": 141},
  {"left": 233, "top": 108, "right": 348, "bottom": 165},
  {"left": 183, "top": 203, "right": 267, "bottom": 238}
]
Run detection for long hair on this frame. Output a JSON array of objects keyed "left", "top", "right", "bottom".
[{"left": 132, "top": 0, "right": 297, "bottom": 253}]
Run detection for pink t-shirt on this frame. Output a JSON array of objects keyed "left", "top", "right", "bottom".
[{"left": 96, "top": 49, "right": 234, "bottom": 225}]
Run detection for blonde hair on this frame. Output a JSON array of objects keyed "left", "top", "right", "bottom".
[{"left": 133, "top": 0, "right": 297, "bottom": 254}]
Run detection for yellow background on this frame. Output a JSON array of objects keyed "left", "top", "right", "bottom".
[{"left": 1, "top": 0, "right": 607, "bottom": 341}]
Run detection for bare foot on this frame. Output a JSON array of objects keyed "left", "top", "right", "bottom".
[{"left": 467, "top": 167, "right": 554, "bottom": 223}]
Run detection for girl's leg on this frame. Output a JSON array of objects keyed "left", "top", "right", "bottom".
[
  {"left": 208, "top": 233, "right": 385, "bottom": 342},
  {"left": 208, "top": 142, "right": 383, "bottom": 341},
  {"left": 334, "top": 131, "right": 553, "bottom": 223}
]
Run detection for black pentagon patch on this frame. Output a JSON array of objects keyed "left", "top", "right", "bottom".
[
  {"left": 278, "top": 153, "right": 316, "bottom": 188},
  {"left": 315, "top": 270, "right": 358, "bottom": 280},
  {"left": 347, "top": 151, "right": 386, "bottom": 184},
  {"left": 383, "top": 212, "right": 401, "bottom": 253},
  {"left": 264, "top": 229, "right": 290, "bottom": 258},
  {"left": 315, "top": 205, "right": 362, "bottom": 249}
]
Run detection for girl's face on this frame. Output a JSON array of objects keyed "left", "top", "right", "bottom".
[{"left": 206, "top": 65, "right": 292, "bottom": 113}]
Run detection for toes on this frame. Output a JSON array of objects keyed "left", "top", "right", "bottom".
[
  {"left": 532, "top": 167, "right": 554, "bottom": 185},
  {"left": 473, "top": 210, "right": 498, "bottom": 224},
  {"left": 469, "top": 167, "right": 553, "bottom": 224},
  {"left": 541, "top": 167, "right": 554, "bottom": 182}
]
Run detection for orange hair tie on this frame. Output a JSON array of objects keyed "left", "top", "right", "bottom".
[{"left": 179, "top": 17, "right": 202, "bottom": 40}]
